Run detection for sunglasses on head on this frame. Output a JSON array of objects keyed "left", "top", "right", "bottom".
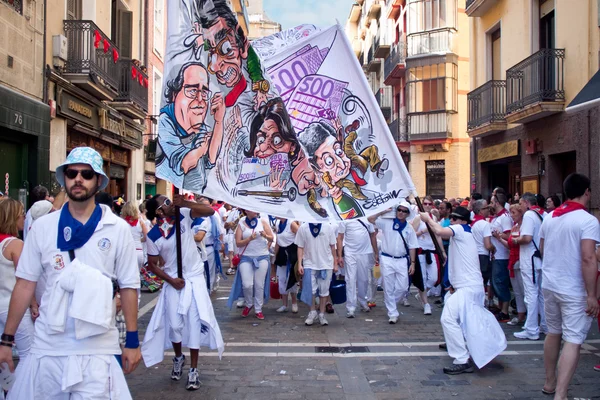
[
  {"left": 396, "top": 208, "right": 410, "bottom": 213},
  {"left": 157, "top": 198, "right": 172, "bottom": 212},
  {"left": 64, "top": 168, "right": 96, "bottom": 180}
]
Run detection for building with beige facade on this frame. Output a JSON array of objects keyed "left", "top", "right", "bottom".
[
  {"left": 346, "top": 0, "right": 471, "bottom": 199},
  {"left": 467, "top": 0, "right": 600, "bottom": 212},
  {"left": 247, "top": 0, "right": 281, "bottom": 40}
]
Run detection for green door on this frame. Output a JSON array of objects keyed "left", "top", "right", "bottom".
[{"left": 0, "top": 139, "right": 27, "bottom": 199}]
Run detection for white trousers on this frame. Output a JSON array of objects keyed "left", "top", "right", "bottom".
[
  {"left": 164, "top": 284, "right": 204, "bottom": 348},
  {"left": 276, "top": 265, "right": 298, "bottom": 295},
  {"left": 344, "top": 253, "right": 375, "bottom": 312},
  {"left": 418, "top": 253, "right": 438, "bottom": 292},
  {"left": 239, "top": 259, "right": 269, "bottom": 312},
  {"left": 519, "top": 259, "right": 546, "bottom": 336},
  {"left": 205, "top": 247, "right": 219, "bottom": 292},
  {"left": 381, "top": 256, "right": 409, "bottom": 318},
  {"left": 0, "top": 311, "right": 33, "bottom": 358},
  {"left": 510, "top": 264, "right": 526, "bottom": 313}
]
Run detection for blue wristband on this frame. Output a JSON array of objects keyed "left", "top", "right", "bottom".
[{"left": 125, "top": 331, "right": 139, "bottom": 349}]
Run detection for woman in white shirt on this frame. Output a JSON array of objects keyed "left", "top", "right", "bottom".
[
  {"left": 235, "top": 210, "right": 274, "bottom": 320},
  {"left": 272, "top": 218, "right": 300, "bottom": 313},
  {"left": 121, "top": 201, "right": 149, "bottom": 271}
]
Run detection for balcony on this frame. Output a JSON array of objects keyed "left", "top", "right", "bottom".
[
  {"left": 349, "top": 3, "right": 362, "bottom": 22},
  {"left": 388, "top": 117, "right": 408, "bottom": 142},
  {"left": 408, "top": 111, "right": 452, "bottom": 141},
  {"left": 407, "top": 28, "right": 454, "bottom": 58},
  {"left": 384, "top": 40, "right": 407, "bottom": 85},
  {"left": 375, "top": 86, "right": 392, "bottom": 121},
  {"left": 109, "top": 58, "right": 149, "bottom": 119},
  {"left": 506, "top": 48, "right": 565, "bottom": 124},
  {"left": 2, "top": 0, "right": 22, "bottom": 14},
  {"left": 374, "top": 32, "right": 390, "bottom": 58},
  {"left": 63, "top": 20, "right": 120, "bottom": 100},
  {"left": 365, "top": 0, "right": 383, "bottom": 19},
  {"left": 366, "top": 43, "right": 381, "bottom": 72},
  {"left": 467, "top": 80, "right": 507, "bottom": 137},
  {"left": 466, "top": 0, "right": 496, "bottom": 17}
]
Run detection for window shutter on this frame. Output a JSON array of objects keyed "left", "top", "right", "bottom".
[
  {"left": 118, "top": 10, "right": 133, "bottom": 58},
  {"left": 66, "top": 0, "right": 82, "bottom": 20}
]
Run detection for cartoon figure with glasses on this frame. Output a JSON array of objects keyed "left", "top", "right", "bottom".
[{"left": 156, "top": 61, "right": 225, "bottom": 192}]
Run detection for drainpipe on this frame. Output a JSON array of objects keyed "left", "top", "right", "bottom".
[
  {"left": 139, "top": 0, "right": 145, "bottom": 64},
  {"left": 42, "top": 0, "right": 48, "bottom": 103}
]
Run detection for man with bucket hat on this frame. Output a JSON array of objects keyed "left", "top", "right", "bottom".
[{"left": 0, "top": 147, "right": 142, "bottom": 399}]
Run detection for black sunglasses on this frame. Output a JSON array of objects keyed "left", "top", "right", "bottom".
[
  {"left": 396, "top": 208, "right": 410, "bottom": 213},
  {"left": 450, "top": 216, "right": 459, "bottom": 221},
  {"left": 64, "top": 168, "right": 96, "bottom": 180}
]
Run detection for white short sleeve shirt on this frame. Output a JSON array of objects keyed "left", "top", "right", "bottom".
[
  {"left": 448, "top": 224, "right": 482, "bottom": 289},
  {"left": 338, "top": 220, "right": 375, "bottom": 255},
  {"left": 490, "top": 211, "right": 513, "bottom": 260},
  {"left": 471, "top": 219, "right": 492, "bottom": 256},
  {"left": 520, "top": 210, "right": 543, "bottom": 265},
  {"left": 375, "top": 219, "right": 418, "bottom": 257},
  {"left": 295, "top": 223, "right": 336, "bottom": 270}
]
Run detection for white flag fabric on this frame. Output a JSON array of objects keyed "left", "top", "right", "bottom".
[{"left": 156, "top": 1, "right": 415, "bottom": 222}]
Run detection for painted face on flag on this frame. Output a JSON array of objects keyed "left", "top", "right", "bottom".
[
  {"left": 314, "top": 136, "right": 351, "bottom": 184},
  {"left": 204, "top": 17, "right": 248, "bottom": 88},
  {"left": 291, "top": 150, "right": 321, "bottom": 195},
  {"left": 174, "top": 64, "right": 210, "bottom": 133}
]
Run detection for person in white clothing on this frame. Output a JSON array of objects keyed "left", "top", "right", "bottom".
[
  {"left": 337, "top": 219, "right": 378, "bottom": 318},
  {"left": 296, "top": 222, "right": 338, "bottom": 326},
  {"left": 368, "top": 202, "right": 418, "bottom": 324},
  {"left": 512, "top": 192, "right": 546, "bottom": 340},
  {"left": 22, "top": 185, "right": 49, "bottom": 241},
  {"left": 121, "top": 201, "right": 149, "bottom": 272},
  {"left": 538, "top": 173, "right": 600, "bottom": 399},
  {"left": 224, "top": 207, "right": 242, "bottom": 276},
  {"left": 272, "top": 218, "right": 300, "bottom": 313},
  {"left": 421, "top": 207, "right": 507, "bottom": 375},
  {"left": 470, "top": 200, "right": 495, "bottom": 295},
  {"left": 193, "top": 197, "right": 225, "bottom": 293},
  {"left": 0, "top": 147, "right": 141, "bottom": 399},
  {"left": 489, "top": 193, "right": 513, "bottom": 320}
]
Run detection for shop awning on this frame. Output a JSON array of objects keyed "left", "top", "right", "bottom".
[{"left": 565, "top": 69, "right": 600, "bottom": 114}]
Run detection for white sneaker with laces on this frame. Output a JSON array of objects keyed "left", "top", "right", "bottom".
[
  {"left": 291, "top": 304, "right": 298, "bottom": 313},
  {"left": 236, "top": 298, "right": 245, "bottom": 308},
  {"left": 171, "top": 355, "right": 185, "bottom": 381},
  {"left": 513, "top": 330, "right": 539, "bottom": 340},
  {"left": 360, "top": 304, "right": 370, "bottom": 313},
  {"left": 507, "top": 317, "right": 520, "bottom": 326},
  {"left": 276, "top": 306, "right": 287, "bottom": 313},
  {"left": 423, "top": 304, "right": 432, "bottom": 315},
  {"left": 186, "top": 369, "right": 201, "bottom": 390},
  {"left": 305, "top": 310, "right": 318, "bottom": 326},
  {"left": 319, "top": 313, "right": 328, "bottom": 326},
  {"left": 389, "top": 316, "right": 398, "bottom": 324},
  {"left": 346, "top": 311, "right": 355, "bottom": 318},
  {"left": 402, "top": 298, "right": 410, "bottom": 307}
]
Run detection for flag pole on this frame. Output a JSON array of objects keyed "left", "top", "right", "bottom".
[
  {"left": 414, "top": 196, "right": 446, "bottom": 265},
  {"left": 174, "top": 187, "right": 183, "bottom": 279}
]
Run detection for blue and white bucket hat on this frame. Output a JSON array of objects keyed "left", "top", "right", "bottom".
[{"left": 56, "top": 147, "right": 109, "bottom": 190}]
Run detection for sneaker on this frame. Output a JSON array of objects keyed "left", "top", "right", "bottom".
[
  {"left": 507, "top": 317, "right": 522, "bottom": 326},
  {"left": 377, "top": 285, "right": 384, "bottom": 292},
  {"left": 291, "top": 304, "right": 298, "bottom": 313},
  {"left": 346, "top": 311, "right": 355, "bottom": 318},
  {"left": 360, "top": 304, "right": 371, "bottom": 313},
  {"left": 236, "top": 298, "right": 245, "bottom": 308},
  {"left": 241, "top": 306, "right": 253, "bottom": 318},
  {"left": 325, "top": 303, "right": 334, "bottom": 314},
  {"left": 276, "top": 306, "right": 287, "bottom": 313},
  {"left": 388, "top": 316, "right": 398, "bottom": 324},
  {"left": 443, "top": 363, "right": 474, "bottom": 375},
  {"left": 513, "top": 330, "right": 539, "bottom": 340},
  {"left": 594, "top": 365, "right": 600, "bottom": 372},
  {"left": 226, "top": 268, "right": 236, "bottom": 275},
  {"left": 496, "top": 312, "right": 511, "bottom": 323},
  {"left": 319, "top": 313, "right": 328, "bottom": 326},
  {"left": 186, "top": 369, "right": 201, "bottom": 390},
  {"left": 423, "top": 304, "right": 432, "bottom": 315},
  {"left": 255, "top": 312, "right": 265, "bottom": 320},
  {"left": 367, "top": 302, "right": 376, "bottom": 308},
  {"left": 305, "top": 310, "right": 318, "bottom": 326},
  {"left": 402, "top": 298, "right": 410, "bottom": 307},
  {"left": 171, "top": 355, "right": 185, "bottom": 381},
  {"left": 439, "top": 343, "right": 447, "bottom": 350}
]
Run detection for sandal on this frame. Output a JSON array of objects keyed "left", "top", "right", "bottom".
[{"left": 541, "top": 388, "right": 556, "bottom": 395}]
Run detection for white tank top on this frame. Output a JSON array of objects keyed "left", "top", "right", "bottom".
[
  {"left": 417, "top": 220, "right": 436, "bottom": 250},
  {"left": 0, "top": 237, "right": 18, "bottom": 312},
  {"left": 239, "top": 219, "right": 269, "bottom": 257},
  {"left": 276, "top": 220, "right": 296, "bottom": 248}
]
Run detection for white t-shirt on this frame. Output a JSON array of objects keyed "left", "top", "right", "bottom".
[
  {"left": 23, "top": 209, "right": 33, "bottom": 241},
  {"left": 275, "top": 219, "right": 296, "bottom": 248},
  {"left": 375, "top": 218, "right": 418, "bottom": 257},
  {"left": 520, "top": 210, "right": 543, "bottom": 268},
  {"left": 16, "top": 204, "right": 139, "bottom": 356},
  {"left": 416, "top": 219, "right": 436, "bottom": 250},
  {"left": 540, "top": 209, "right": 600, "bottom": 296},
  {"left": 191, "top": 218, "right": 208, "bottom": 262},
  {"left": 471, "top": 219, "right": 492, "bottom": 256},
  {"left": 199, "top": 215, "right": 225, "bottom": 246},
  {"left": 490, "top": 210, "right": 513, "bottom": 260},
  {"left": 237, "top": 218, "right": 270, "bottom": 258},
  {"left": 295, "top": 223, "right": 336, "bottom": 270},
  {"left": 146, "top": 208, "right": 204, "bottom": 279},
  {"left": 338, "top": 219, "right": 375, "bottom": 255},
  {"left": 448, "top": 224, "right": 482, "bottom": 289},
  {"left": 225, "top": 209, "right": 241, "bottom": 234},
  {"left": 129, "top": 219, "right": 144, "bottom": 251}
]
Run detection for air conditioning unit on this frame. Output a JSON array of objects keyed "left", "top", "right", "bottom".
[{"left": 52, "top": 35, "right": 68, "bottom": 66}]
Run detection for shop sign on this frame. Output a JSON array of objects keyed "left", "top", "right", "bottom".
[
  {"left": 57, "top": 90, "right": 99, "bottom": 128},
  {"left": 99, "top": 109, "right": 139, "bottom": 141},
  {"left": 478, "top": 140, "right": 519, "bottom": 163},
  {"left": 109, "top": 164, "right": 126, "bottom": 179}
]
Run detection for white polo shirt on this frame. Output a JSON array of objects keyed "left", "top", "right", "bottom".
[
  {"left": 540, "top": 209, "right": 600, "bottom": 297},
  {"left": 375, "top": 218, "right": 418, "bottom": 257},
  {"left": 146, "top": 208, "right": 204, "bottom": 279},
  {"left": 339, "top": 219, "right": 375, "bottom": 255},
  {"left": 199, "top": 214, "right": 225, "bottom": 246},
  {"left": 448, "top": 224, "right": 482, "bottom": 289},
  {"left": 295, "top": 223, "right": 336, "bottom": 270},
  {"left": 490, "top": 210, "right": 513, "bottom": 260},
  {"left": 16, "top": 204, "right": 140, "bottom": 356},
  {"left": 520, "top": 210, "right": 543, "bottom": 268},
  {"left": 471, "top": 219, "right": 492, "bottom": 256}
]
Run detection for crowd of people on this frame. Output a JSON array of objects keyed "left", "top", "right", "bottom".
[{"left": 0, "top": 147, "right": 598, "bottom": 400}]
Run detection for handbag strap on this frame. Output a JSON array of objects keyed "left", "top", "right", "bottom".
[{"left": 239, "top": 226, "right": 257, "bottom": 257}]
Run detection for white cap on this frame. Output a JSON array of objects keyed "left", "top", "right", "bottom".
[{"left": 30, "top": 200, "right": 53, "bottom": 221}]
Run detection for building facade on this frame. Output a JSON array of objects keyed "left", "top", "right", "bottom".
[
  {"left": 0, "top": 0, "right": 50, "bottom": 205},
  {"left": 467, "top": 0, "right": 600, "bottom": 212},
  {"left": 347, "top": 0, "right": 471, "bottom": 199},
  {"left": 247, "top": 0, "right": 281, "bottom": 40}
]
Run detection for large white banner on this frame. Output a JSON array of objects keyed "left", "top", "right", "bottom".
[{"left": 156, "top": 1, "right": 415, "bottom": 222}]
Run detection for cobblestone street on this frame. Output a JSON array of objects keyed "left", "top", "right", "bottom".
[{"left": 127, "top": 266, "right": 600, "bottom": 400}]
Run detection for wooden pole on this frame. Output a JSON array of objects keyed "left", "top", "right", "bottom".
[
  {"left": 414, "top": 196, "right": 446, "bottom": 265},
  {"left": 174, "top": 187, "right": 183, "bottom": 279}
]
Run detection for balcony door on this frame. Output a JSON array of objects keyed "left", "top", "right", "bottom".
[
  {"left": 539, "top": 0, "right": 556, "bottom": 99},
  {"left": 66, "top": 0, "right": 82, "bottom": 20},
  {"left": 111, "top": 0, "right": 133, "bottom": 59}
]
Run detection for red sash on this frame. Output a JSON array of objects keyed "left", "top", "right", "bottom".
[{"left": 124, "top": 216, "right": 138, "bottom": 227}]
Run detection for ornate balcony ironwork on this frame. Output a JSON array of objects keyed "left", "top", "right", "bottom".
[
  {"left": 467, "top": 80, "right": 506, "bottom": 130},
  {"left": 115, "top": 58, "right": 148, "bottom": 114},
  {"left": 2, "top": 0, "right": 22, "bottom": 14},
  {"left": 375, "top": 86, "right": 392, "bottom": 120}
]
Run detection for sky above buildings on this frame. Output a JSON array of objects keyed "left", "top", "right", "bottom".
[{"left": 263, "top": 0, "right": 354, "bottom": 30}]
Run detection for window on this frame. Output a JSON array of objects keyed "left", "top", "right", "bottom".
[
  {"left": 407, "top": 62, "right": 457, "bottom": 113},
  {"left": 490, "top": 28, "right": 501, "bottom": 80},
  {"left": 111, "top": 0, "right": 132, "bottom": 58},
  {"left": 66, "top": 0, "right": 82, "bottom": 20},
  {"left": 407, "top": 0, "right": 457, "bottom": 34},
  {"left": 154, "top": 0, "right": 165, "bottom": 57},
  {"left": 426, "top": 160, "right": 445, "bottom": 199},
  {"left": 152, "top": 69, "right": 163, "bottom": 140}
]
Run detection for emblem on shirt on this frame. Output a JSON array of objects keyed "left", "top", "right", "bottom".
[
  {"left": 98, "top": 238, "right": 111, "bottom": 251},
  {"left": 393, "top": 223, "right": 399, "bottom": 230},
  {"left": 63, "top": 227, "right": 72, "bottom": 242},
  {"left": 53, "top": 254, "right": 65, "bottom": 270},
  {"left": 312, "top": 228, "right": 319, "bottom": 234}
]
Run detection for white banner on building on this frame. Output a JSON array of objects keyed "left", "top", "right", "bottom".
[{"left": 156, "top": 1, "right": 415, "bottom": 221}]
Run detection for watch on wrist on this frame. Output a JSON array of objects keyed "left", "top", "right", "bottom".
[{"left": 252, "top": 80, "right": 270, "bottom": 93}]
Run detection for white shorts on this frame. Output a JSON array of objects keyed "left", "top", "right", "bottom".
[
  {"left": 164, "top": 284, "right": 204, "bottom": 348},
  {"left": 311, "top": 269, "right": 333, "bottom": 298},
  {"left": 543, "top": 289, "right": 593, "bottom": 345}
]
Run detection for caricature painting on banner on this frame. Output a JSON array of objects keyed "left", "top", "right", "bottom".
[{"left": 155, "top": 0, "right": 416, "bottom": 222}]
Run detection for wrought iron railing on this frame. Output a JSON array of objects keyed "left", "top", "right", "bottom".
[
  {"left": 375, "top": 86, "right": 392, "bottom": 121},
  {"left": 506, "top": 48, "right": 565, "bottom": 114},
  {"left": 408, "top": 111, "right": 451, "bottom": 140},
  {"left": 407, "top": 28, "right": 454, "bottom": 57},
  {"left": 115, "top": 58, "right": 148, "bottom": 112},
  {"left": 467, "top": 80, "right": 506, "bottom": 130},
  {"left": 388, "top": 117, "right": 408, "bottom": 142},
  {"left": 384, "top": 40, "right": 406, "bottom": 78},
  {"left": 2, "top": 0, "right": 22, "bottom": 14},
  {"left": 63, "top": 20, "right": 120, "bottom": 93},
  {"left": 367, "top": 43, "right": 375, "bottom": 64}
]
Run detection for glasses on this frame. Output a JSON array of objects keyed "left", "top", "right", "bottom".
[
  {"left": 423, "top": 202, "right": 433, "bottom": 206},
  {"left": 64, "top": 169, "right": 96, "bottom": 180},
  {"left": 396, "top": 208, "right": 410, "bottom": 213},
  {"left": 183, "top": 86, "right": 211, "bottom": 101},
  {"left": 450, "top": 216, "right": 460, "bottom": 221},
  {"left": 205, "top": 28, "right": 237, "bottom": 74},
  {"left": 156, "top": 198, "right": 172, "bottom": 212}
]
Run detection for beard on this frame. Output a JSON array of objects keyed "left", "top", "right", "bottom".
[{"left": 66, "top": 182, "right": 99, "bottom": 202}]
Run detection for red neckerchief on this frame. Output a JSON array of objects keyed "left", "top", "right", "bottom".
[
  {"left": 552, "top": 201, "right": 586, "bottom": 218},
  {"left": 0, "top": 233, "right": 15, "bottom": 242},
  {"left": 470, "top": 214, "right": 485, "bottom": 227},
  {"left": 124, "top": 216, "right": 138, "bottom": 227},
  {"left": 211, "top": 203, "right": 223, "bottom": 211},
  {"left": 530, "top": 206, "right": 544, "bottom": 216},
  {"left": 492, "top": 207, "right": 508, "bottom": 222},
  {"left": 225, "top": 75, "right": 247, "bottom": 107}
]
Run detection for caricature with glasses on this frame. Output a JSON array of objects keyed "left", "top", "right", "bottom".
[{"left": 156, "top": 61, "right": 225, "bottom": 191}]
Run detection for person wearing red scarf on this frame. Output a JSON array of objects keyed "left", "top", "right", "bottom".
[
  {"left": 121, "top": 201, "right": 149, "bottom": 274},
  {"left": 489, "top": 193, "right": 513, "bottom": 321},
  {"left": 537, "top": 173, "right": 599, "bottom": 398},
  {"left": 470, "top": 200, "right": 496, "bottom": 313}
]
